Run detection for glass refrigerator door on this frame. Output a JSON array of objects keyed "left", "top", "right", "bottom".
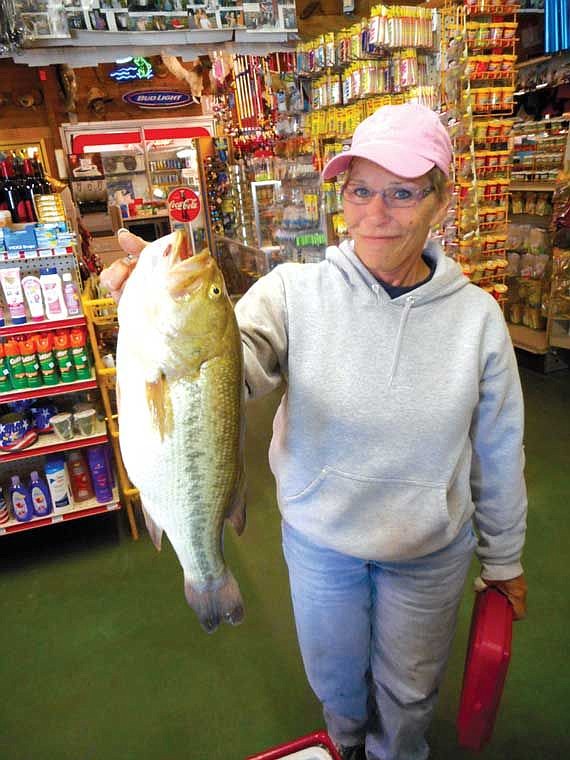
[
  {"left": 101, "top": 146, "right": 149, "bottom": 208},
  {"left": 251, "top": 180, "right": 283, "bottom": 251},
  {"left": 146, "top": 137, "right": 211, "bottom": 253}
]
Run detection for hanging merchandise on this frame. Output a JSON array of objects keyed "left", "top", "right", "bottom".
[
  {"left": 204, "top": 139, "right": 236, "bottom": 240},
  {"left": 505, "top": 118, "right": 569, "bottom": 333},
  {"left": 440, "top": 0, "right": 517, "bottom": 309},
  {"left": 545, "top": 0, "right": 570, "bottom": 54}
]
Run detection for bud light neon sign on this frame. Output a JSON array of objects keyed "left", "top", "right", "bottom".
[{"left": 123, "top": 90, "right": 194, "bottom": 109}]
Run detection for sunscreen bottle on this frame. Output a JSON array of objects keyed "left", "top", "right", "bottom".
[
  {"left": 21, "top": 275, "right": 45, "bottom": 322},
  {"left": 62, "top": 273, "right": 81, "bottom": 316},
  {"left": 39, "top": 267, "right": 68, "bottom": 321}
]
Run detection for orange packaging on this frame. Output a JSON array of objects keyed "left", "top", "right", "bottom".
[
  {"left": 20, "top": 338, "right": 42, "bottom": 388},
  {"left": 34, "top": 332, "right": 58, "bottom": 386},
  {"left": 53, "top": 330, "right": 77, "bottom": 383}
]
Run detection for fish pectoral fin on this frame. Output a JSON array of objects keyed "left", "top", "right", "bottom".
[
  {"left": 225, "top": 473, "right": 246, "bottom": 536},
  {"left": 141, "top": 503, "right": 163, "bottom": 551},
  {"left": 146, "top": 373, "right": 173, "bottom": 441},
  {"left": 184, "top": 570, "right": 244, "bottom": 633}
]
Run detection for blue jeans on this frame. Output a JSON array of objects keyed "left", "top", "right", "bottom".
[{"left": 282, "top": 520, "right": 476, "bottom": 760}]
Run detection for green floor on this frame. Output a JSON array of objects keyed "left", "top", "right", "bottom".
[{"left": 1, "top": 365, "right": 569, "bottom": 760}]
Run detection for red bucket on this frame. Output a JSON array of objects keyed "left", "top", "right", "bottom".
[{"left": 246, "top": 731, "right": 342, "bottom": 760}]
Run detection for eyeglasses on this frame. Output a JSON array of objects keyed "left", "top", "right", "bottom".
[{"left": 342, "top": 181, "right": 434, "bottom": 208}]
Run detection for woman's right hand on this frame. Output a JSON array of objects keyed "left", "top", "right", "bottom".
[{"left": 99, "top": 229, "right": 147, "bottom": 302}]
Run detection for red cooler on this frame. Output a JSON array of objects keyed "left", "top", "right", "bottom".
[
  {"left": 457, "top": 588, "right": 514, "bottom": 751},
  {"left": 246, "top": 731, "right": 342, "bottom": 760}
]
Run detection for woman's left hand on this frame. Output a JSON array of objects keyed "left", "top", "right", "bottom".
[{"left": 475, "top": 574, "right": 528, "bottom": 620}]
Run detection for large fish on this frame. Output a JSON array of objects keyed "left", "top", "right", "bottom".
[{"left": 116, "top": 229, "right": 246, "bottom": 632}]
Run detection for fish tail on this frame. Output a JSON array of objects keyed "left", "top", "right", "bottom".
[{"left": 184, "top": 569, "right": 244, "bottom": 634}]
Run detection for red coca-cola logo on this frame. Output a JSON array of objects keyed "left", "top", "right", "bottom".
[{"left": 167, "top": 187, "right": 201, "bottom": 223}]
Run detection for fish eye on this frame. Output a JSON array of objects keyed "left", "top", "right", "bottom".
[{"left": 209, "top": 285, "right": 221, "bottom": 298}]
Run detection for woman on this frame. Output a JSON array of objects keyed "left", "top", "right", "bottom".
[{"left": 102, "top": 102, "right": 528, "bottom": 760}]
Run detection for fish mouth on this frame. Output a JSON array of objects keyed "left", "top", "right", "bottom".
[{"left": 167, "top": 232, "right": 213, "bottom": 299}]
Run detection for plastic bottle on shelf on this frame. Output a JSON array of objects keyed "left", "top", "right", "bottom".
[
  {"left": 20, "top": 338, "right": 43, "bottom": 388},
  {"left": 3, "top": 338, "right": 28, "bottom": 390},
  {"left": 62, "top": 273, "right": 81, "bottom": 317},
  {"left": 86, "top": 445, "right": 114, "bottom": 504},
  {"left": 39, "top": 267, "right": 68, "bottom": 321},
  {"left": 67, "top": 451, "right": 94, "bottom": 503},
  {"left": 9, "top": 474, "right": 34, "bottom": 522},
  {"left": 44, "top": 455, "right": 72, "bottom": 509},
  {"left": 34, "top": 332, "right": 58, "bottom": 386},
  {"left": 29, "top": 470, "right": 52, "bottom": 516},
  {"left": 0, "top": 343, "right": 13, "bottom": 392},
  {"left": 0, "top": 267, "right": 27, "bottom": 325},
  {"left": 21, "top": 275, "right": 45, "bottom": 322},
  {"left": 69, "top": 328, "right": 91, "bottom": 380},
  {"left": 53, "top": 331, "right": 76, "bottom": 383},
  {"left": 0, "top": 486, "right": 10, "bottom": 525}
]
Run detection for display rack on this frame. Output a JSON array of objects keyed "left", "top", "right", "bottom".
[
  {"left": 440, "top": 0, "right": 517, "bottom": 309},
  {"left": 505, "top": 118, "right": 570, "bottom": 352},
  {"left": 0, "top": 240, "right": 122, "bottom": 535},
  {"left": 82, "top": 282, "right": 140, "bottom": 540},
  {"left": 1, "top": 490, "right": 121, "bottom": 536}
]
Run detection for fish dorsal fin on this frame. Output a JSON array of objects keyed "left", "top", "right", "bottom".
[{"left": 146, "top": 373, "right": 173, "bottom": 441}]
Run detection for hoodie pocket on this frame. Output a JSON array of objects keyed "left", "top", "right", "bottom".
[{"left": 282, "top": 466, "right": 451, "bottom": 560}]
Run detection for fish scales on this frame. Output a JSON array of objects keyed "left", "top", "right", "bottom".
[{"left": 116, "top": 230, "right": 246, "bottom": 632}]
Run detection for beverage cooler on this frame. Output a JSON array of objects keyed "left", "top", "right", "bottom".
[{"left": 60, "top": 116, "right": 216, "bottom": 253}]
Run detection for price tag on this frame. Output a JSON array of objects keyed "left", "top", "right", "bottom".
[
  {"left": 0, "top": 527, "right": 6, "bottom": 535},
  {"left": 52, "top": 514, "right": 63, "bottom": 523}
]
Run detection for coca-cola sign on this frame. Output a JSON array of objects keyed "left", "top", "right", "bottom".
[{"left": 167, "top": 187, "right": 201, "bottom": 223}]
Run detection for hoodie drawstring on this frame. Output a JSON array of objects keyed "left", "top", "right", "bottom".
[{"left": 388, "top": 295, "right": 415, "bottom": 387}]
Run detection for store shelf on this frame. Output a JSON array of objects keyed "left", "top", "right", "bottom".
[
  {"left": 510, "top": 182, "right": 557, "bottom": 191},
  {"left": 0, "top": 374, "right": 98, "bottom": 404},
  {"left": 0, "top": 315, "right": 86, "bottom": 338},
  {"left": 105, "top": 171, "right": 147, "bottom": 177},
  {"left": 508, "top": 323, "right": 549, "bottom": 354},
  {"left": 509, "top": 213, "right": 551, "bottom": 227},
  {"left": 549, "top": 321, "right": 570, "bottom": 350},
  {"left": 467, "top": 4, "right": 520, "bottom": 15},
  {"left": 0, "top": 426, "right": 108, "bottom": 464},
  {"left": 0, "top": 488, "right": 121, "bottom": 536},
  {"left": 0, "top": 246, "right": 76, "bottom": 262}
]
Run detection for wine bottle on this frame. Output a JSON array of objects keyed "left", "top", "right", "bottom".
[{"left": 0, "top": 160, "right": 23, "bottom": 223}]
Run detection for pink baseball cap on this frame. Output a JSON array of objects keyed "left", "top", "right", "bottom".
[{"left": 322, "top": 103, "right": 452, "bottom": 180}]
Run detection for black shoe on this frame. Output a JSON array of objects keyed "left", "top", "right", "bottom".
[{"left": 338, "top": 745, "right": 366, "bottom": 760}]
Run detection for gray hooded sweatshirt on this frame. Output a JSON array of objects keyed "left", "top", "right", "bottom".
[{"left": 235, "top": 239, "right": 527, "bottom": 581}]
